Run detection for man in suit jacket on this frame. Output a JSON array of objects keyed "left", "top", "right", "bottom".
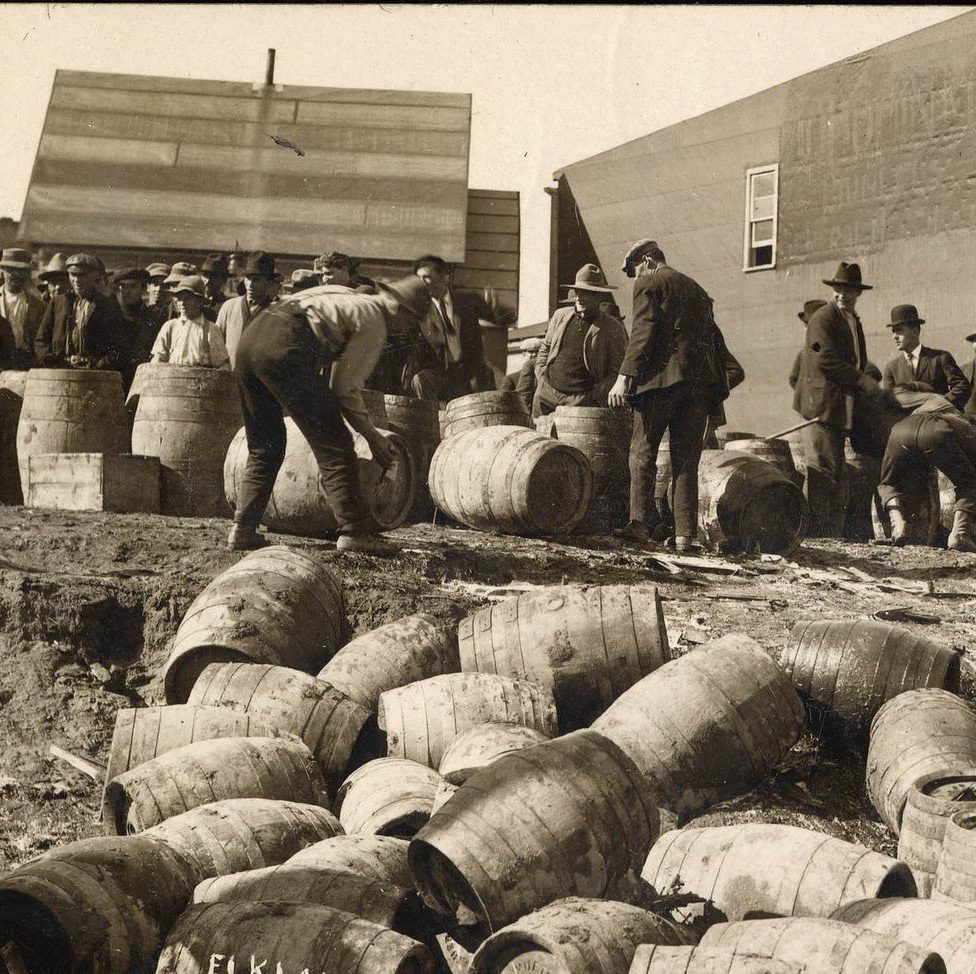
[
  {"left": 34, "top": 253, "right": 128, "bottom": 371},
  {"left": 0, "top": 248, "right": 46, "bottom": 369},
  {"left": 881, "top": 304, "right": 971, "bottom": 412},
  {"left": 792, "top": 261, "right": 884, "bottom": 537},
  {"left": 409, "top": 254, "right": 496, "bottom": 402},
  {"left": 607, "top": 239, "right": 730, "bottom": 551},
  {"left": 215, "top": 252, "right": 276, "bottom": 369}
]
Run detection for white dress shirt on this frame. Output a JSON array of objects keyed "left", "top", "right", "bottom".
[
  {"left": 904, "top": 345, "right": 922, "bottom": 375},
  {"left": 152, "top": 315, "right": 230, "bottom": 369}
]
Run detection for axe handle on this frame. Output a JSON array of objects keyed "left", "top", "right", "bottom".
[{"left": 767, "top": 417, "right": 820, "bottom": 440}]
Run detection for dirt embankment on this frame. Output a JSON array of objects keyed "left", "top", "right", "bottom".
[{"left": 1, "top": 505, "right": 974, "bottom": 871}]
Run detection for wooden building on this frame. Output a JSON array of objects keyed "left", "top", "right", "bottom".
[{"left": 547, "top": 11, "right": 976, "bottom": 432}]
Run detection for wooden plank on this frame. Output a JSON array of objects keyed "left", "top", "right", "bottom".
[
  {"left": 20, "top": 213, "right": 466, "bottom": 263},
  {"left": 175, "top": 142, "right": 468, "bottom": 181},
  {"left": 27, "top": 454, "right": 159, "bottom": 513},
  {"left": 465, "top": 231, "right": 519, "bottom": 254},
  {"left": 364, "top": 200, "right": 465, "bottom": 234},
  {"left": 284, "top": 87, "right": 470, "bottom": 110},
  {"left": 466, "top": 196, "right": 520, "bottom": 218},
  {"left": 38, "top": 133, "right": 179, "bottom": 167},
  {"left": 451, "top": 268, "right": 518, "bottom": 291},
  {"left": 458, "top": 250, "right": 519, "bottom": 272},
  {"left": 296, "top": 100, "right": 470, "bottom": 132},
  {"left": 464, "top": 214, "right": 520, "bottom": 235},
  {"left": 32, "top": 159, "right": 468, "bottom": 209},
  {"left": 467, "top": 189, "right": 520, "bottom": 201},
  {"left": 45, "top": 108, "right": 469, "bottom": 157}
]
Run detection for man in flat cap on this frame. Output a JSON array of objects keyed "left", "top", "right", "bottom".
[
  {"left": 200, "top": 253, "right": 231, "bottom": 322},
  {"left": 532, "top": 263, "right": 627, "bottom": 417},
  {"left": 35, "top": 253, "right": 127, "bottom": 371},
  {"left": 882, "top": 304, "right": 970, "bottom": 411},
  {"left": 0, "top": 248, "right": 45, "bottom": 369},
  {"left": 38, "top": 254, "right": 70, "bottom": 304},
  {"left": 964, "top": 330, "right": 976, "bottom": 417},
  {"left": 151, "top": 275, "right": 230, "bottom": 370},
  {"left": 228, "top": 274, "right": 432, "bottom": 553},
  {"left": 145, "top": 262, "right": 171, "bottom": 325},
  {"left": 608, "top": 239, "right": 732, "bottom": 551},
  {"left": 112, "top": 267, "right": 158, "bottom": 391},
  {"left": 215, "top": 252, "right": 277, "bottom": 369},
  {"left": 792, "top": 261, "right": 884, "bottom": 538}
]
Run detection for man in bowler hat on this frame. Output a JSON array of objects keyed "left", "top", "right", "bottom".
[
  {"left": 215, "top": 252, "right": 277, "bottom": 369},
  {"left": 608, "top": 239, "right": 732, "bottom": 551},
  {"left": 882, "top": 304, "right": 970, "bottom": 411},
  {"left": 792, "top": 261, "right": 883, "bottom": 537},
  {"left": 229, "top": 274, "right": 432, "bottom": 553}
]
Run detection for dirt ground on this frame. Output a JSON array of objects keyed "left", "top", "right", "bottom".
[{"left": 0, "top": 504, "right": 974, "bottom": 873}]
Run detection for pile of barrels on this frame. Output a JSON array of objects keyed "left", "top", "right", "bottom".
[{"left": 1, "top": 539, "right": 975, "bottom": 972}]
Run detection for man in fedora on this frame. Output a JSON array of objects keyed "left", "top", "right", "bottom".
[
  {"left": 0, "top": 248, "right": 46, "bottom": 369},
  {"left": 228, "top": 274, "right": 432, "bottom": 553},
  {"left": 608, "top": 239, "right": 732, "bottom": 551},
  {"left": 34, "top": 253, "right": 127, "bottom": 371},
  {"left": 38, "top": 253, "right": 70, "bottom": 303},
  {"left": 792, "top": 261, "right": 883, "bottom": 537},
  {"left": 882, "top": 304, "right": 970, "bottom": 411},
  {"left": 151, "top": 275, "right": 230, "bottom": 370},
  {"left": 215, "top": 252, "right": 277, "bottom": 369},
  {"left": 964, "top": 330, "right": 976, "bottom": 417},
  {"left": 532, "top": 263, "right": 627, "bottom": 418},
  {"left": 200, "top": 253, "right": 231, "bottom": 322},
  {"left": 112, "top": 267, "right": 157, "bottom": 391}
]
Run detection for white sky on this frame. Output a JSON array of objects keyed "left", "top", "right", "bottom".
[{"left": 0, "top": 3, "right": 967, "bottom": 322}]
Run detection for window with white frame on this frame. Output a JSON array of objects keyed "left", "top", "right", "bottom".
[{"left": 744, "top": 164, "right": 778, "bottom": 270}]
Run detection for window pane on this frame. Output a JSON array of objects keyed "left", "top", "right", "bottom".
[
  {"left": 752, "top": 195, "right": 775, "bottom": 220},
  {"left": 752, "top": 171, "right": 776, "bottom": 197},
  {"left": 749, "top": 244, "right": 774, "bottom": 268},
  {"left": 752, "top": 220, "right": 774, "bottom": 244}
]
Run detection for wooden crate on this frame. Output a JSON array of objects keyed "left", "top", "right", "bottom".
[{"left": 27, "top": 454, "right": 161, "bottom": 513}]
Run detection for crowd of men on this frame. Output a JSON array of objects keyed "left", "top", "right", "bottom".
[{"left": 2, "top": 239, "right": 976, "bottom": 555}]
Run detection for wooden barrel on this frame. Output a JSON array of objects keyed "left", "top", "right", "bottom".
[
  {"left": 439, "top": 723, "right": 550, "bottom": 784},
  {"left": 832, "top": 898, "right": 976, "bottom": 974},
  {"left": 362, "top": 388, "right": 390, "bottom": 427},
  {"left": 593, "top": 634, "right": 805, "bottom": 821},
  {"left": 641, "top": 823, "right": 915, "bottom": 922},
  {"left": 723, "top": 437, "right": 797, "bottom": 481},
  {"left": 101, "top": 704, "right": 277, "bottom": 824},
  {"left": 144, "top": 798, "right": 342, "bottom": 884},
  {"left": 867, "top": 690, "right": 976, "bottom": 835},
  {"left": 156, "top": 901, "right": 432, "bottom": 974},
  {"left": 701, "top": 918, "right": 947, "bottom": 974},
  {"left": 336, "top": 758, "right": 442, "bottom": 837},
  {"left": 384, "top": 394, "right": 441, "bottom": 521},
  {"left": 899, "top": 773, "right": 976, "bottom": 896},
  {"left": 872, "top": 471, "right": 941, "bottom": 546},
  {"left": 428, "top": 426, "right": 593, "bottom": 535},
  {"left": 0, "top": 370, "right": 27, "bottom": 504},
  {"left": 409, "top": 730, "right": 659, "bottom": 935},
  {"left": 697, "top": 449, "right": 808, "bottom": 555},
  {"left": 187, "top": 661, "right": 374, "bottom": 798},
  {"left": 128, "top": 363, "right": 242, "bottom": 517},
  {"left": 785, "top": 430, "right": 806, "bottom": 480},
  {"left": 318, "top": 614, "right": 460, "bottom": 713},
  {"left": 469, "top": 897, "right": 687, "bottom": 974},
  {"left": 286, "top": 835, "right": 412, "bottom": 888},
  {"left": 161, "top": 545, "right": 344, "bottom": 705},
  {"left": 103, "top": 737, "right": 327, "bottom": 834},
  {"left": 442, "top": 390, "right": 532, "bottom": 439},
  {"left": 431, "top": 778, "right": 459, "bottom": 814},
  {"left": 631, "top": 945, "right": 801, "bottom": 974},
  {"left": 223, "top": 418, "right": 417, "bottom": 536},
  {"left": 458, "top": 584, "right": 670, "bottom": 732},
  {"left": 15, "top": 368, "right": 128, "bottom": 497},
  {"left": 534, "top": 413, "right": 555, "bottom": 438},
  {"left": 782, "top": 619, "right": 961, "bottom": 747},
  {"left": 934, "top": 810, "right": 976, "bottom": 905},
  {"left": 378, "top": 673, "right": 558, "bottom": 769},
  {"left": 845, "top": 444, "right": 881, "bottom": 541},
  {"left": 549, "top": 405, "right": 631, "bottom": 531},
  {"left": 716, "top": 430, "right": 756, "bottom": 448},
  {"left": 0, "top": 835, "right": 198, "bottom": 974},
  {"left": 193, "top": 864, "right": 424, "bottom": 939}
]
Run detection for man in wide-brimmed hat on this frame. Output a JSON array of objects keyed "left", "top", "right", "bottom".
[
  {"left": 151, "top": 275, "right": 230, "bottom": 370},
  {"left": 532, "top": 263, "right": 627, "bottom": 418},
  {"left": 0, "top": 248, "right": 46, "bottom": 369},
  {"left": 38, "top": 253, "right": 70, "bottom": 302},
  {"left": 34, "top": 253, "right": 127, "bottom": 371},
  {"left": 228, "top": 272, "right": 432, "bottom": 554},
  {"left": 607, "top": 239, "right": 733, "bottom": 551},
  {"left": 199, "top": 253, "right": 231, "bottom": 321},
  {"left": 881, "top": 304, "right": 970, "bottom": 412},
  {"left": 792, "top": 261, "right": 884, "bottom": 538},
  {"left": 215, "top": 252, "right": 277, "bottom": 369}
]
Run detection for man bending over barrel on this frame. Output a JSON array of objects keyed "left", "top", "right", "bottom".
[{"left": 228, "top": 277, "right": 432, "bottom": 553}]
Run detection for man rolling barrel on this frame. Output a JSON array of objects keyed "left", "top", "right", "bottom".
[{"left": 228, "top": 277, "right": 432, "bottom": 553}]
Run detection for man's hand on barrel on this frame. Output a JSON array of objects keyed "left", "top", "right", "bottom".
[
  {"left": 368, "top": 432, "right": 396, "bottom": 470},
  {"left": 607, "top": 374, "right": 633, "bottom": 409}
]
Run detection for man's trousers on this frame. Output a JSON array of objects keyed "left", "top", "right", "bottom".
[{"left": 801, "top": 421, "right": 848, "bottom": 538}]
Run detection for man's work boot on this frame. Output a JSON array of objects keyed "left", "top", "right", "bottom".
[
  {"left": 948, "top": 510, "right": 976, "bottom": 553},
  {"left": 336, "top": 532, "right": 394, "bottom": 555},
  {"left": 227, "top": 523, "right": 266, "bottom": 551},
  {"left": 886, "top": 504, "right": 909, "bottom": 547},
  {"left": 674, "top": 535, "right": 703, "bottom": 554},
  {"left": 612, "top": 520, "right": 649, "bottom": 543}
]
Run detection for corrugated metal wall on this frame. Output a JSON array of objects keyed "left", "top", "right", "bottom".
[{"left": 552, "top": 11, "right": 976, "bottom": 434}]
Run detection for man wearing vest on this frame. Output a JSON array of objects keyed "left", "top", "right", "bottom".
[
  {"left": 882, "top": 304, "right": 971, "bottom": 411},
  {"left": 532, "top": 264, "right": 627, "bottom": 418},
  {"left": 792, "top": 261, "right": 884, "bottom": 538},
  {"left": 215, "top": 252, "right": 276, "bottom": 369}
]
